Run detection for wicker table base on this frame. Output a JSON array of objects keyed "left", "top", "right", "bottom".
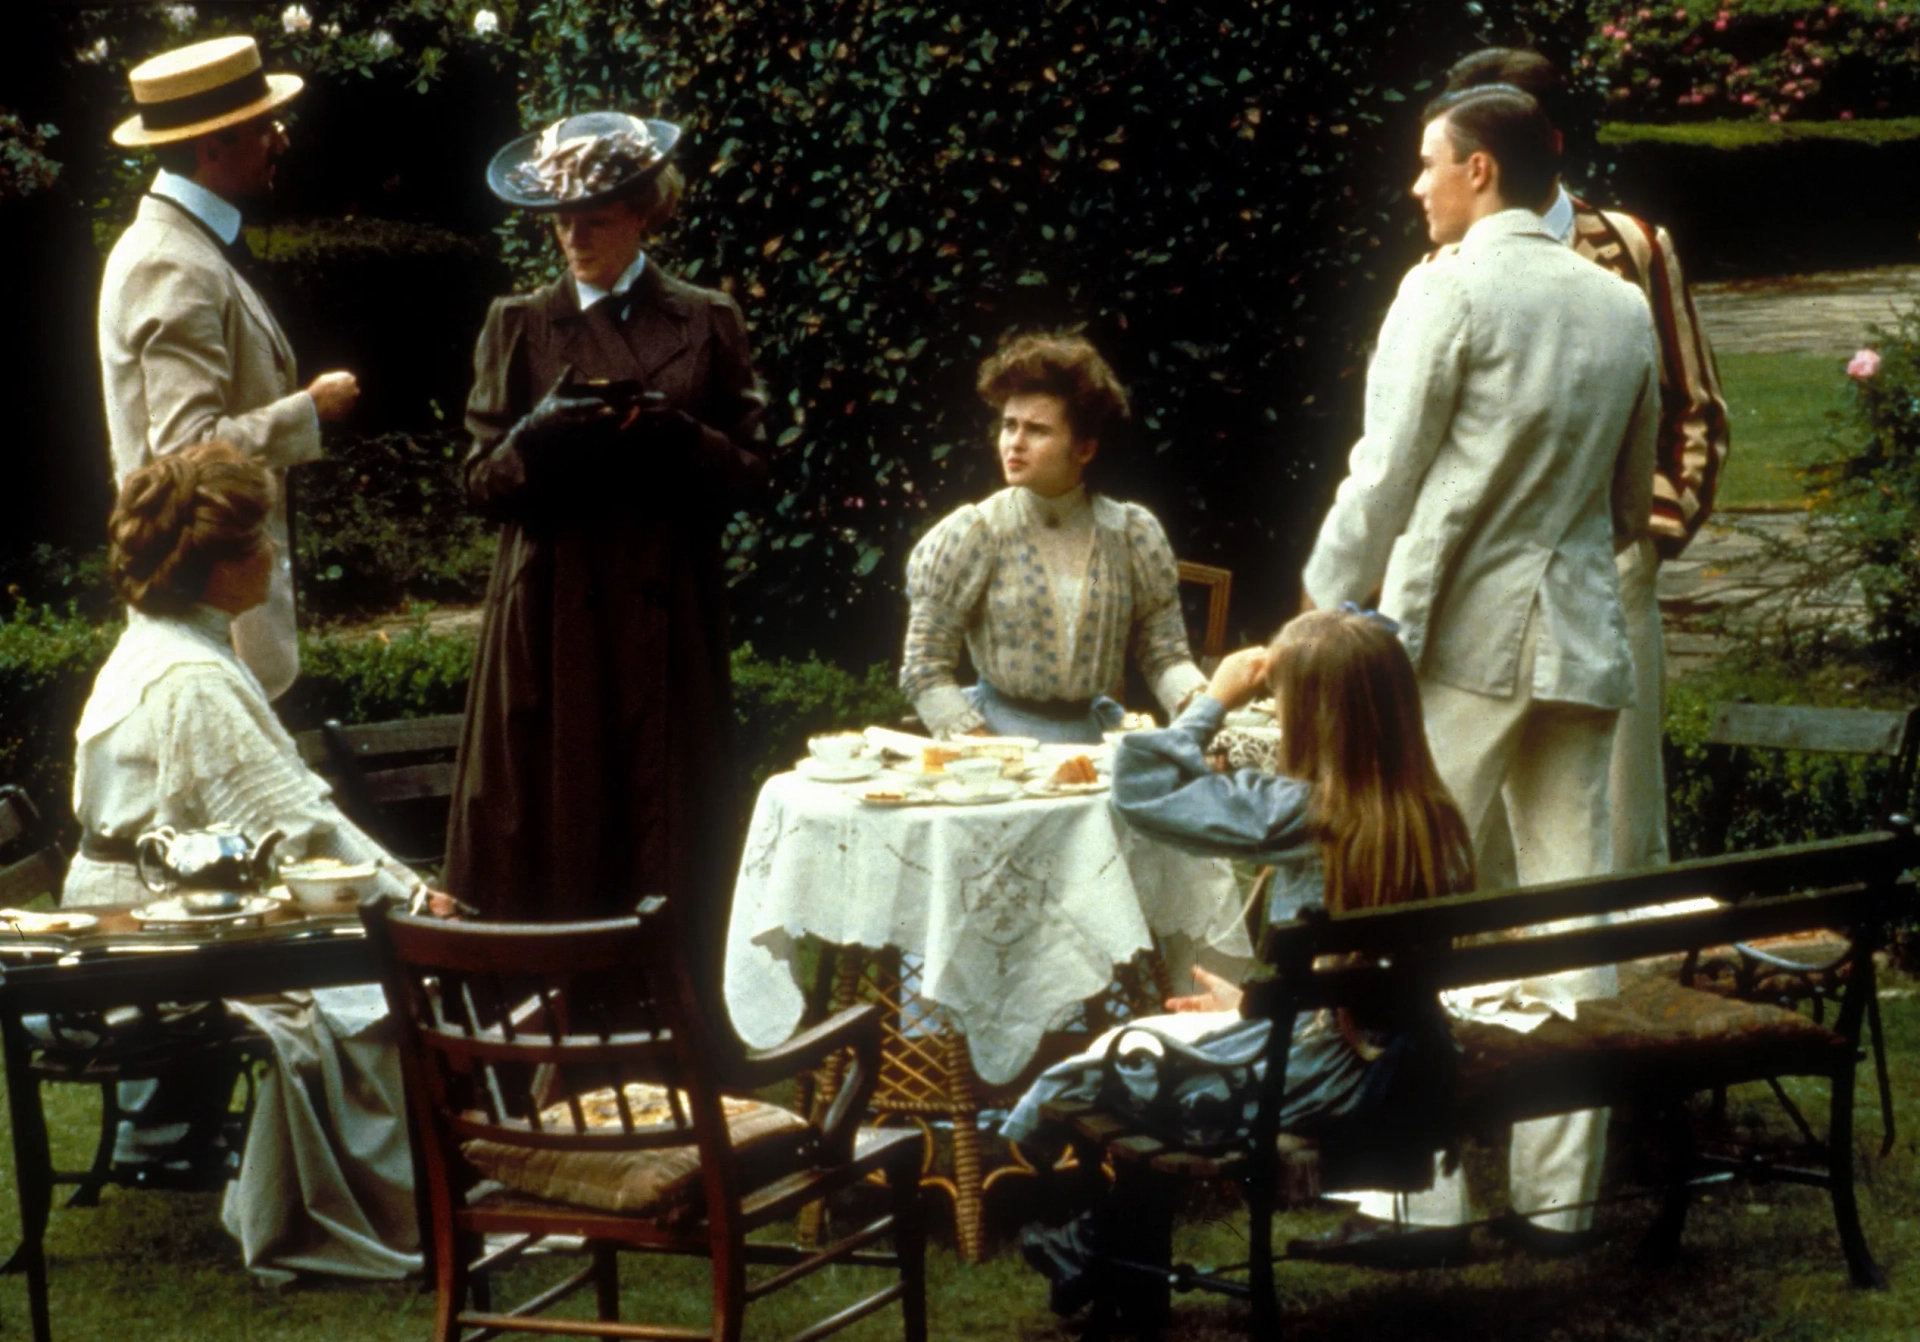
[{"left": 801, "top": 943, "right": 1171, "bottom": 1262}]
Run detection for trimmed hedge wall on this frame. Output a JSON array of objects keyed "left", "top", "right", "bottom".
[
  {"left": 1596, "top": 117, "right": 1920, "bottom": 278},
  {"left": 0, "top": 608, "right": 903, "bottom": 848}
]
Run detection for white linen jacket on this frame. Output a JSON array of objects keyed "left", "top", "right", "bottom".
[
  {"left": 97, "top": 193, "right": 321, "bottom": 700},
  {"left": 1302, "top": 208, "right": 1658, "bottom": 709}
]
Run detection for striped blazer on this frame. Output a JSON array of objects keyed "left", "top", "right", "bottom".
[{"left": 1569, "top": 199, "right": 1729, "bottom": 560}]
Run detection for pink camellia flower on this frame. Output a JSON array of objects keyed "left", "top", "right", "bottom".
[
  {"left": 1848, "top": 349, "right": 1882, "bottom": 380},
  {"left": 1841, "top": 109, "right": 1855, "bottom": 119},
  {"left": 1714, "top": 16, "right": 1729, "bottom": 29},
  {"left": 1676, "top": 7, "right": 1687, "bottom": 17}
]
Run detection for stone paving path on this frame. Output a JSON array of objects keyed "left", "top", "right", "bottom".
[{"left": 1657, "top": 266, "right": 1917, "bottom": 673}]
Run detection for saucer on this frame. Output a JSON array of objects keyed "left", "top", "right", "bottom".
[
  {"left": 934, "top": 779, "right": 1022, "bottom": 805},
  {"left": 796, "top": 756, "right": 884, "bottom": 783},
  {"left": 131, "top": 894, "right": 278, "bottom": 932}
]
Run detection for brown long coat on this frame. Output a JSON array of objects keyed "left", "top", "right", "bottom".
[{"left": 445, "top": 263, "right": 768, "bottom": 981}]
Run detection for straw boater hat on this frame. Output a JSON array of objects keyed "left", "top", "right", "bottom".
[
  {"left": 486, "top": 111, "right": 682, "bottom": 211},
  {"left": 111, "top": 35, "right": 303, "bottom": 148}
]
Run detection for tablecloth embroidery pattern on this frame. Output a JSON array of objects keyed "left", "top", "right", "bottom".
[{"left": 724, "top": 773, "right": 1248, "bottom": 1085}]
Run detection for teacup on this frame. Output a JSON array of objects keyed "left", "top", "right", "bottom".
[
  {"left": 946, "top": 756, "right": 1005, "bottom": 793},
  {"left": 808, "top": 733, "right": 865, "bottom": 766}
]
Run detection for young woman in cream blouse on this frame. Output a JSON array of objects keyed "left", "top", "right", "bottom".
[{"left": 901, "top": 333, "right": 1207, "bottom": 744}]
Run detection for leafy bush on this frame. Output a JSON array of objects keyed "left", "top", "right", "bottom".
[
  {"left": 0, "top": 605, "right": 907, "bottom": 844},
  {"left": 294, "top": 429, "right": 498, "bottom": 621},
  {"left": 730, "top": 642, "right": 909, "bottom": 796},
  {"left": 250, "top": 218, "right": 510, "bottom": 430},
  {"left": 0, "top": 108, "right": 59, "bottom": 200},
  {"left": 1664, "top": 675, "right": 1916, "bottom": 859},
  {"left": 1587, "top": 0, "right": 1920, "bottom": 122},
  {"left": 503, "top": 0, "right": 1593, "bottom": 661},
  {"left": 1805, "top": 303, "right": 1920, "bottom": 661},
  {"left": 0, "top": 603, "right": 120, "bottom": 834}
]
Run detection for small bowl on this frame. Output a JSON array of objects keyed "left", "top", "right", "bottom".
[{"left": 279, "top": 859, "right": 380, "bottom": 913}]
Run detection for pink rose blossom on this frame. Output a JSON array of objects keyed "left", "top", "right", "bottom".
[
  {"left": 1848, "top": 349, "right": 1882, "bottom": 380},
  {"left": 1841, "top": 109, "right": 1855, "bottom": 119},
  {"left": 1714, "top": 16, "right": 1728, "bottom": 29}
]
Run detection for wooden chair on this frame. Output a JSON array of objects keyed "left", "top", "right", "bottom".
[
  {"left": 0, "top": 788, "right": 63, "bottom": 912},
  {"left": 1176, "top": 560, "right": 1233, "bottom": 672},
  {"left": 361, "top": 897, "right": 927, "bottom": 1342},
  {"left": 0, "top": 787, "right": 266, "bottom": 1219},
  {"left": 1683, "top": 702, "right": 1919, "bottom": 1155},
  {"left": 293, "top": 714, "right": 463, "bottom": 869}
]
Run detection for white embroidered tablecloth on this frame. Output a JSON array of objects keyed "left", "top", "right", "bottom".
[{"left": 723, "top": 773, "right": 1250, "bottom": 1085}]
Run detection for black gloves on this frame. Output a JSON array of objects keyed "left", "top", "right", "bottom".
[{"left": 504, "top": 377, "right": 618, "bottom": 456}]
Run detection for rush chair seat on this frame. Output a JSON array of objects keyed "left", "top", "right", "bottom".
[{"left": 361, "top": 896, "right": 927, "bottom": 1342}]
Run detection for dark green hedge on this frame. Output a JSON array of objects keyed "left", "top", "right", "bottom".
[
  {"left": 0, "top": 608, "right": 902, "bottom": 847},
  {"left": 1596, "top": 117, "right": 1920, "bottom": 277},
  {"left": 507, "top": 0, "right": 1590, "bottom": 662}
]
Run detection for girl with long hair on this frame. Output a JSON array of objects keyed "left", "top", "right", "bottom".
[{"left": 1007, "top": 606, "right": 1477, "bottom": 1310}]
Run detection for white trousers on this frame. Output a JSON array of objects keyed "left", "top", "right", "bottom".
[
  {"left": 1353, "top": 610, "right": 1620, "bottom": 1234},
  {"left": 1476, "top": 538, "right": 1668, "bottom": 887},
  {"left": 1610, "top": 537, "right": 1669, "bottom": 872}
]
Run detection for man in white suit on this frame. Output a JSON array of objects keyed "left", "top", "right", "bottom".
[
  {"left": 1296, "top": 84, "right": 1657, "bottom": 1262},
  {"left": 99, "top": 34, "right": 358, "bottom": 701}
]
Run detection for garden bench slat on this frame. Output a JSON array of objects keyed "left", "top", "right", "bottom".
[{"left": 1040, "top": 825, "right": 1919, "bottom": 1333}]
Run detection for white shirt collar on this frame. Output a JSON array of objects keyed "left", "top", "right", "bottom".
[
  {"left": 1539, "top": 184, "right": 1576, "bottom": 246},
  {"left": 151, "top": 168, "right": 242, "bottom": 246},
  {"left": 573, "top": 252, "right": 648, "bottom": 311}
]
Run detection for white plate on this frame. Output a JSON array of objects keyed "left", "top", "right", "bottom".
[
  {"left": 0, "top": 909, "right": 99, "bottom": 935},
  {"left": 1022, "top": 777, "right": 1110, "bottom": 799},
  {"left": 131, "top": 894, "right": 278, "bottom": 930},
  {"left": 856, "top": 789, "right": 936, "bottom": 807},
  {"left": 795, "top": 756, "right": 884, "bottom": 783},
  {"left": 933, "top": 779, "right": 1024, "bottom": 805}
]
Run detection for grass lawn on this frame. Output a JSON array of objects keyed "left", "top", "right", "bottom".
[
  {"left": 1712, "top": 351, "right": 1855, "bottom": 509},
  {"left": 0, "top": 973, "right": 1916, "bottom": 1340}
]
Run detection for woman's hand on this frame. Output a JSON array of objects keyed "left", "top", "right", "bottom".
[
  {"left": 513, "top": 375, "right": 615, "bottom": 454},
  {"left": 1165, "top": 965, "right": 1244, "bottom": 1014},
  {"left": 1206, "top": 647, "right": 1270, "bottom": 711}
]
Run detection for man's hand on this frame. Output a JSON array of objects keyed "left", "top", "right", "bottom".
[
  {"left": 307, "top": 370, "right": 360, "bottom": 422},
  {"left": 1166, "top": 965, "right": 1244, "bottom": 1014},
  {"left": 1206, "top": 646, "right": 1270, "bottom": 711}
]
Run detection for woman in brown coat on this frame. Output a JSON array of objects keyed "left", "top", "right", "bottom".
[{"left": 447, "top": 113, "right": 768, "bottom": 995}]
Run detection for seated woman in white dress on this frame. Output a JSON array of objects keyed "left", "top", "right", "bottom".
[
  {"left": 900, "top": 333, "right": 1207, "bottom": 743},
  {"left": 64, "top": 442, "right": 424, "bottom": 1284}
]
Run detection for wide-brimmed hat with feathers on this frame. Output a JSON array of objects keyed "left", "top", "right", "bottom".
[{"left": 486, "top": 112, "right": 681, "bottom": 210}]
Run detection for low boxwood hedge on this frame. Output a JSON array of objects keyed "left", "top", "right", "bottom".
[{"left": 0, "top": 607, "right": 903, "bottom": 850}]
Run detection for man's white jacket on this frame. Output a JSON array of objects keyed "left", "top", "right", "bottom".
[
  {"left": 98, "top": 192, "right": 321, "bottom": 700},
  {"left": 1303, "top": 207, "right": 1658, "bottom": 710}
]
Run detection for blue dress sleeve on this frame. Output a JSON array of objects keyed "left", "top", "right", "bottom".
[{"left": 1109, "top": 696, "right": 1316, "bottom": 860}]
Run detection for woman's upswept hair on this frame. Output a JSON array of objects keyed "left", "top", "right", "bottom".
[
  {"left": 976, "top": 331, "right": 1131, "bottom": 446},
  {"left": 109, "top": 442, "right": 274, "bottom": 616},
  {"left": 1268, "top": 608, "right": 1475, "bottom": 913}
]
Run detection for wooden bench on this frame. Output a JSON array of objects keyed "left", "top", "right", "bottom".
[
  {"left": 291, "top": 714, "right": 464, "bottom": 870},
  {"left": 1041, "top": 826, "right": 1920, "bottom": 1334}
]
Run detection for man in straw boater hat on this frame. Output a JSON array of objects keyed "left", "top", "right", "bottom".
[
  {"left": 99, "top": 34, "right": 359, "bottom": 701},
  {"left": 446, "top": 112, "right": 766, "bottom": 1025}
]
